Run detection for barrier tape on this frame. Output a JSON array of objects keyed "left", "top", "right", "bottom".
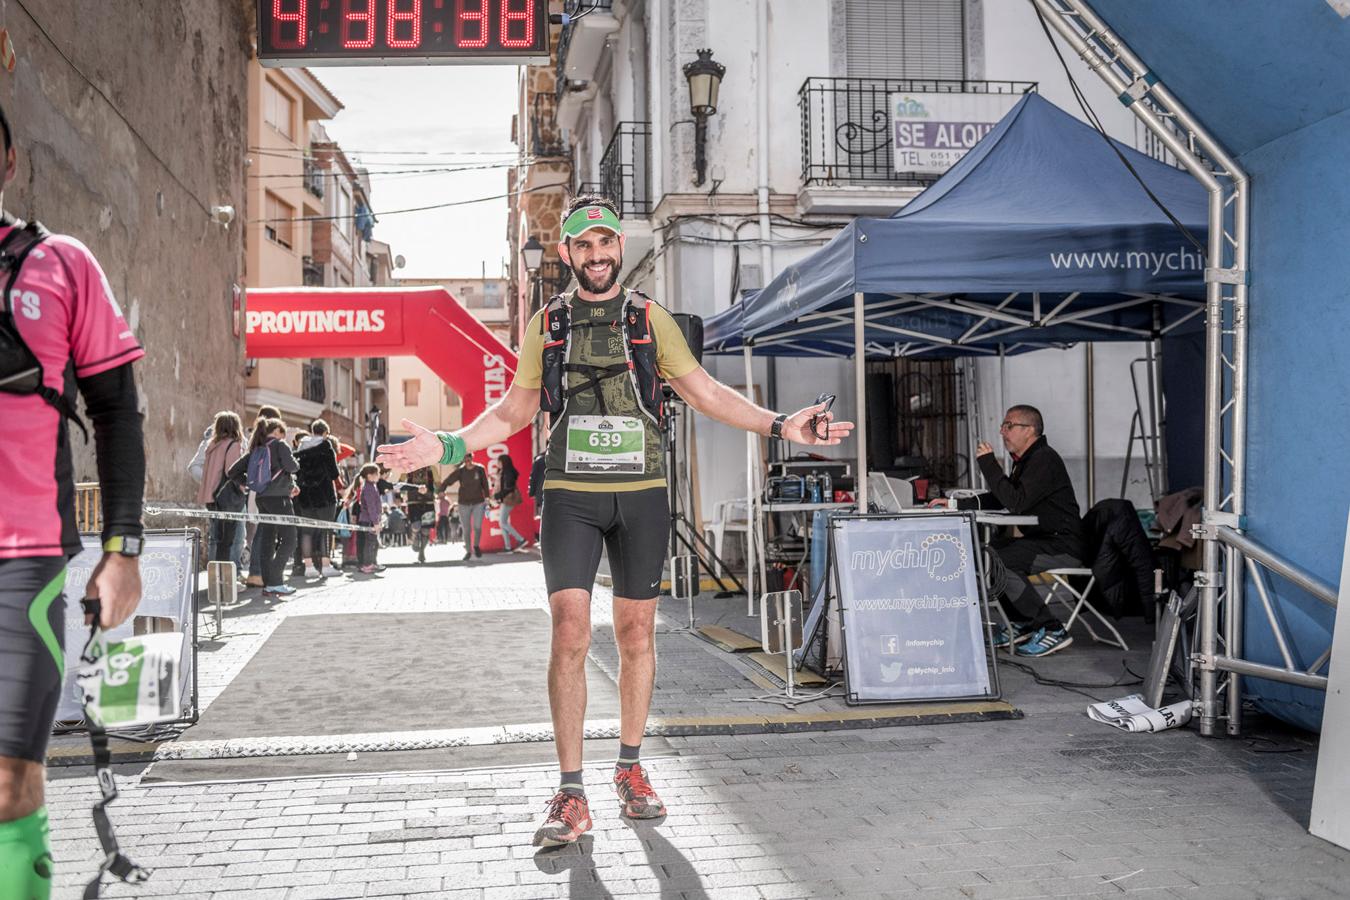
[{"left": 143, "top": 505, "right": 379, "bottom": 533}]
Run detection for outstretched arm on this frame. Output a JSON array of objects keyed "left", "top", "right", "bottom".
[
  {"left": 667, "top": 366, "right": 854, "bottom": 446},
  {"left": 375, "top": 383, "right": 539, "bottom": 471}
]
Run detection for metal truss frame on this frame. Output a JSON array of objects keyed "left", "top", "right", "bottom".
[{"left": 1035, "top": 0, "right": 1336, "bottom": 737}]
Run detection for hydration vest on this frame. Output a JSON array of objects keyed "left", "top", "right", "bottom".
[
  {"left": 538, "top": 289, "right": 667, "bottom": 428},
  {"left": 0, "top": 217, "right": 89, "bottom": 441}
]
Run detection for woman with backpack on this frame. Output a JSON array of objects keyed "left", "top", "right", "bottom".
[
  {"left": 228, "top": 417, "right": 300, "bottom": 596},
  {"left": 294, "top": 420, "right": 343, "bottom": 579},
  {"left": 197, "top": 411, "right": 246, "bottom": 566},
  {"left": 494, "top": 453, "right": 529, "bottom": 552}
]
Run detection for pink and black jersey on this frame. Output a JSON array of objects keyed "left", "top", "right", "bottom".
[{"left": 0, "top": 224, "right": 143, "bottom": 559}]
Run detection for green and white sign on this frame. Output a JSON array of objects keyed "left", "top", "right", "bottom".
[{"left": 565, "top": 415, "right": 646, "bottom": 474}]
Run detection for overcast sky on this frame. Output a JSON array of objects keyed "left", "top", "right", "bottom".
[{"left": 309, "top": 64, "right": 519, "bottom": 280}]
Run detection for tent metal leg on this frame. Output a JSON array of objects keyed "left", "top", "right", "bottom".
[
  {"left": 743, "top": 346, "right": 760, "bottom": 617},
  {"left": 1033, "top": 0, "right": 1250, "bottom": 739},
  {"left": 1086, "top": 343, "right": 1096, "bottom": 506},
  {"left": 854, "top": 292, "right": 868, "bottom": 512}
]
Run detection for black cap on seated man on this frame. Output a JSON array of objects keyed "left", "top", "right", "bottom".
[{"left": 956, "top": 404, "right": 1084, "bottom": 657}]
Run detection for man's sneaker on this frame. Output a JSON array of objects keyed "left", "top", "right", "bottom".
[
  {"left": 320, "top": 564, "right": 342, "bottom": 577},
  {"left": 263, "top": 584, "right": 297, "bottom": 596},
  {"left": 1015, "top": 627, "right": 1074, "bottom": 657},
  {"left": 613, "top": 765, "right": 667, "bottom": 819},
  {"left": 532, "top": 791, "right": 592, "bottom": 848},
  {"left": 990, "top": 621, "right": 1035, "bottom": 650}
]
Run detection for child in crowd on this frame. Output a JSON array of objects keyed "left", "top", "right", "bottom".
[{"left": 345, "top": 463, "right": 387, "bottom": 574}]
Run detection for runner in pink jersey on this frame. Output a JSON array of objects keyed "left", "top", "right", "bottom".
[{"left": 0, "top": 102, "right": 149, "bottom": 900}]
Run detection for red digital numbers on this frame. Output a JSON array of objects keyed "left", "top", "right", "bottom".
[
  {"left": 342, "top": 0, "right": 377, "bottom": 48},
  {"left": 456, "top": 0, "right": 489, "bottom": 49},
  {"left": 271, "top": 0, "right": 307, "bottom": 49},
  {"left": 387, "top": 0, "right": 423, "bottom": 48},
  {"left": 500, "top": 0, "right": 533, "bottom": 49}
]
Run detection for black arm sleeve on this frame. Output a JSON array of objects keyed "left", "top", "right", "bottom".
[{"left": 75, "top": 361, "right": 145, "bottom": 542}]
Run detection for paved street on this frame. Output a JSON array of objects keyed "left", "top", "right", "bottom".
[{"left": 45, "top": 543, "right": 1350, "bottom": 899}]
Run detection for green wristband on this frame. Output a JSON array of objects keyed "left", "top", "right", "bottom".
[{"left": 437, "top": 432, "right": 467, "bottom": 466}]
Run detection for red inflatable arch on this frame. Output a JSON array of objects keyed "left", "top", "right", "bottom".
[{"left": 245, "top": 286, "right": 534, "bottom": 549}]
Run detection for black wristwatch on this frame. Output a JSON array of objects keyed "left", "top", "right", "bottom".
[
  {"left": 769, "top": 413, "right": 788, "bottom": 440},
  {"left": 102, "top": 535, "right": 144, "bottom": 558}
]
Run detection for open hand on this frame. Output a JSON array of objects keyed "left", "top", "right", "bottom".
[
  {"left": 375, "top": 419, "right": 444, "bottom": 471},
  {"left": 781, "top": 402, "right": 855, "bottom": 446}
]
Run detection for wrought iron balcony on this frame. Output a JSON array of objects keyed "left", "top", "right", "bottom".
[
  {"left": 599, "top": 122, "right": 651, "bottom": 218},
  {"left": 302, "top": 256, "right": 324, "bottom": 286},
  {"left": 303, "top": 157, "right": 325, "bottom": 198},
  {"left": 555, "top": 0, "right": 616, "bottom": 103},
  {"left": 530, "top": 92, "right": 567, "bottom": 159},
  {"left": 539, "top": 260, "right": 573, "bottom": 306},
  {"left": 573, "top": 179, "right": 603, "bottom": 197},
  {"left": 301, "top": 362, "right": 326, "bottom": 404},
  {"left": 799, "top": 78, "right": 1037, "bottom": 187}
]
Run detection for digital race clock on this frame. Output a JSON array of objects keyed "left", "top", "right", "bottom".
[{"left": 258, "top": 0, "right": 550, "bottom": 66}]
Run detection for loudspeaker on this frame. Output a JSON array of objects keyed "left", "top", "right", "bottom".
[{"left": 670, "top": 313, "right": 704, "bottom": 364}]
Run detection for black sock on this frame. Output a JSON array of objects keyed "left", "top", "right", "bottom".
[
  {"left": 615, "top": 741, "right": 641, "bottom": 770},
  {"left": 559, "top": 769, "right": 585, "bottom": 797}
]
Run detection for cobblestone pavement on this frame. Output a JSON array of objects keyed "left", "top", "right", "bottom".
[{"left": 44, "top": 542, "right": 1350, "bottom": 899}]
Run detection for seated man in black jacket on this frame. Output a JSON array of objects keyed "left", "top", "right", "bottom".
[{"left": 938, "top": 405, "right": 1084, "bottom": 657}]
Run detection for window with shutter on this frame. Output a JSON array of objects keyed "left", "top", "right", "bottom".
[{"left": 844, "top": 0, "right": 965, "bottom": 80}]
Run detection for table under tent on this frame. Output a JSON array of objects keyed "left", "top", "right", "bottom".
[{"left": 702, "top": 92, "right": 1208, "bottom": 642}]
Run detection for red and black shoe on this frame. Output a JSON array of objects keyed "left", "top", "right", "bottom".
[
  {"left": 532, "top": 790, "right": 592, "bottom": 848},
  {"left": 613, "top": 764, "right": 667, "bottom": 819}
]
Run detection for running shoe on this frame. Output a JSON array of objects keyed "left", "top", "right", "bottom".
[
  {"left": 613, "top": 765, "right": 667, "bottom": 819},
  {"left": 990, "top": 620, "right": 1035, "bottom": 650},
  {"left": 1015, "top": 627, "right": 1074, "bottom": 657},
  {"left": 359, "top": 564, "right": 377, "bottom": 574},
  {"left": 263, "top": 584, "right": 297, "bottom": 596},
  {"left": 304, "top": 566, "right": 323, "bottom": 580},
  {"left": 532, "top": 791, "right": 592, "bottom": 848},
  {"left": 320, "top": 564, "right": 343, "bottom": 577}
]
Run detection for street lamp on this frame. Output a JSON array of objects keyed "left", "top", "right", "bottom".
[
  {"left": 682, "top": 48, "right": 725, "bottom": 187},
  {"left": 521, "top": 235, "right": 545, "bottom": 314}
]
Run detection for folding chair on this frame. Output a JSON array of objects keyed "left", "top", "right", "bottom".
[
  {"left": 702, "top": 499, "right": 749, "bottom": 578},
  {"left": 1041, "top": 568, "right": 1129, "bottom": 650}
]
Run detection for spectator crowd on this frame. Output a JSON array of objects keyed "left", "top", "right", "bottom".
[{"left": 189, "top": 406, "right": 534, "bottom": 595}]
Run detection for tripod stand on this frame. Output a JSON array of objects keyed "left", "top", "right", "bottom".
[{"left": 663, "top": 391, "right": 745, "bottom": 598}]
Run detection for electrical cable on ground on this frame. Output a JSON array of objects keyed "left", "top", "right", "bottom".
[{"left": 1001, "top": 656, "right": 1142, "bottom": 703}]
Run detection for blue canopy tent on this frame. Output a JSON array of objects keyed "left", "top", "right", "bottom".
[{"left": 704, "top": 93, "right": 1208, "bottom": 514}]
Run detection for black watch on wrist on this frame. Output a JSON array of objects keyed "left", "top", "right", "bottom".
[
  {"left": 102, "top": 535, "right": 144, "bottom": 558},
  {"left": 769, "top": 413, "right": 788, "bottom": 440}
]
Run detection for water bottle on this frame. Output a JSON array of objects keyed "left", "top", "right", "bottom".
[{"left": 820, "top": 472, "right": 832, "bottom": 503}]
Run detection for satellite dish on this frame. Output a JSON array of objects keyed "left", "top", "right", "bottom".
[{"left": 394, "top": 254, "right": 406, "bottom": 269}]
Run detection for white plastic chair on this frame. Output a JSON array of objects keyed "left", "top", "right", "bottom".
[
  {"left": 703, "top": 499, "right": 749, "bottom": 577},
  {"left": 1043, "top": 568, "right": 1130, "bottom": 650}
]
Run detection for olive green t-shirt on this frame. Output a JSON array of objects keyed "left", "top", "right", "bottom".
[{"left": 514, "top": 289, "right": 700, "bottom": 492}]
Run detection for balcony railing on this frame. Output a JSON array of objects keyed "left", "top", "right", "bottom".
[
  {"left": 539, "top": 260, "right": 573, "bottom": 306},
  {"left": 799, "top": 78, "right": 1037, "bottom": 187},
  {"left": 574, "top": 180, "right": 603, "bottom": 197},
  {"left": 530, "top": 91, "right": 567, "bottom": 159},
  {"left": 555, "top": 0, "right": 615, "bottom": 102},
  {"left": 303, "top": 157, "right": 325, "bottom": 198},
  {"left": 302, "top": 256, "right": 324, "bottom": 287},
  {"left": 366, "top": 358, "right": 387, "bottom": 381},
  {"left": 599, "top": 122, "right": 651, "bottom": 218},
  {"left": 301, "top": 363, "right": 326, "bottom": 404}
]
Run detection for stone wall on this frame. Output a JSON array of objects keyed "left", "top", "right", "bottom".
[{"left": 1, "top": 0, "right": 252, "bottom": 506}]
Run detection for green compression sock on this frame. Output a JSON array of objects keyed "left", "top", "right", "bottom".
[{"left": 0, "top": 807, "right": 52, "bottom": 900}]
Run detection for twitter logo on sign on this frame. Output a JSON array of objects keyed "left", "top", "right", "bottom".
[{"left": 880, "top": 661, "right": 903, "bottom": 683}]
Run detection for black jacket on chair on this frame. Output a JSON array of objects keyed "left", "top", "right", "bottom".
[{"left": 1082, "top": 498, "right": 1155, "bottom": 617}]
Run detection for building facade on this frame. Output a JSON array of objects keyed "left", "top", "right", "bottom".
[
  {"left": 244, "top": 62, "right": 395, "bottom": 458},
  {"left": 510, "top": 0, "right": 1169, "bottom": 516},
  {"left": 1, "top": 0, "right": 251, "bottom": 504}
]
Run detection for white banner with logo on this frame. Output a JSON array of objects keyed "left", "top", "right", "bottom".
[{"left": 891, "top": 92, "right": 1021, "bottom": 175}]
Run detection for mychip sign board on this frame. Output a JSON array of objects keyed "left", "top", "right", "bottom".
[
  {"left": 830, "top": 514, "right": 997, "bottom": 704},
  {"left": 890, "top": 92, "right": 1021, "bottom": 175}
]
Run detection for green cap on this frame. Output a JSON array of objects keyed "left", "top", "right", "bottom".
[{"left": 561, "top": 205, "right": 623, "bottom": 239}]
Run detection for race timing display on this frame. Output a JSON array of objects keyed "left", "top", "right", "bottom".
[{"left": 258, "top": 0, "right": 549, "bottom": 66}]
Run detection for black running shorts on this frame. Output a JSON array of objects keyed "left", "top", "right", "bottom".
[
  {"left": 0, "top": 556, "right": 68, "bottom": 763},
  {"left": 540, "top": 488, "right": 670, "bottom": 599}
]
